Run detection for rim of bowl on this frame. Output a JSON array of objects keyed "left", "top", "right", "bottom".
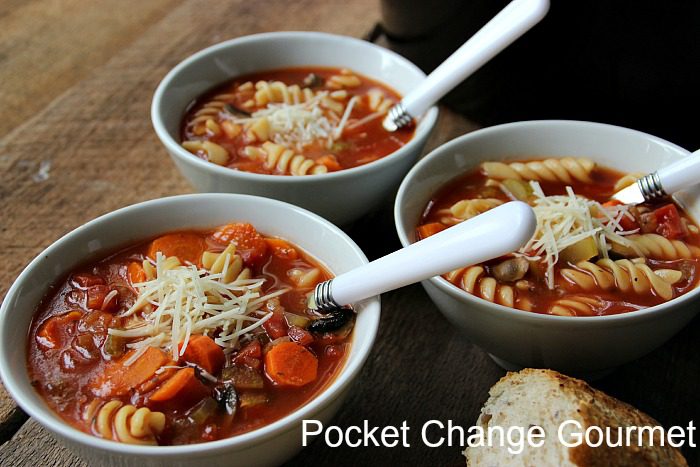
[
  {"left": 151, "top": 31, "right": 439, "bottom": 183},
  {"left": 0, "top": 193, "right": 381, "bottom": 456},
  {"left": 394, "top": 119, "right": 699, "bottom": 324}
]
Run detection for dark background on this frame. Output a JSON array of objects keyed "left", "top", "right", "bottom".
[{"left": 379, "top": 0, "right": 700, "bottom": 150}]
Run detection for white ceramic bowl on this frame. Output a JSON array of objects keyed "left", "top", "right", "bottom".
[
  {"left": 395, "top": 120, "right": 700, "bottom": 376},
  {"left": 0, "top": 194, "right": 380, "bottom": 466},
  {"left": 151, "top": 31, "right": 439, "bottom": 225}
]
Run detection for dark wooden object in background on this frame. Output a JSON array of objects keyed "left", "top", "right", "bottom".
[{"left": 0, "top": 1, "right": 697, "bottom": 466}]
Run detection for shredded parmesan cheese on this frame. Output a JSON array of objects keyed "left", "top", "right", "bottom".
[
  {"left": 517, "top": 181, "right": 639, "bottom": 289},
  {"left": 227, "top": 91, "right": 352, "bottom": 152},
  {"left": 109, "top": 253, "right": 287, "bottom": 364}
]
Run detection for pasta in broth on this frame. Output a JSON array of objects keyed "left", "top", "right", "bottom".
[
  {"left": 180, "top": 67, "right": 414, "bottom": 175},
  {"left": 417, "top": 158, "right": 700, "bottom": 316},
  {"left": 27, "top": 222, "right": 355, "bottom": 445}
]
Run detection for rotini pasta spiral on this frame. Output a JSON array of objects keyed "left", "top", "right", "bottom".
[
  {"left": 86, "top": 399, "right": 165, "bottom": 445},
  {"left": 611, "top": 234, "right": 700, "bottom": 260},
  {"left": 449, "top": 198, "right": 503, "bottom": 221},
  {"left": 181, "top": 140, "right": 229, "bottom": 165},
  {"left": 202, "top": 244, "right": 251, "bottom": 283},
  {"left": 481, "top": 158, "right": 595, "bottom": 184},
  {"left": 254, "top": 80, "right": 315, "bottom": 106},
  {"left": 288, "top": 267, "right": 321, "bottom": 289},
  {"left": 367, "top": 88, "right": 393, "bottom": 113},
  {"left": 613, "top": 172, "right": 644, "bottom": 192},
  {"left": 327, "top": 70, "right": 362, "bottom": 89},
  {"left": 561, "top": 258, "right": 683, "bottom": 300},
  {"left": 446, "top": 266, "right": 519, "bottom": 308},
  {"left": 549, "top": 296, "right": 602, "bottom": 316},
  {"left": 261, "top": 142, "right": 327, "bottom": 176}
]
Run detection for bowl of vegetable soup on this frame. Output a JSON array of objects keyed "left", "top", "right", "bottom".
[
  {"left": 152, "top": 31, "right": 438, "bottom": 225},
  {"left": 0, "top": 193, "right": 380, "bottom": 466},
  {"left": 395, "top": 120, "right": 700, "bottom": 376}
]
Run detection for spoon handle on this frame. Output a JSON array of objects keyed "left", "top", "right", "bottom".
[
  {"left": 386, "top": 0, "right": 549, "bottom": 130},
  {"left": 656, "top": 148, "right": 700, "bottom": 196},
  {"left": 313, "top": 201, "right": 536, "bottom": 310}
]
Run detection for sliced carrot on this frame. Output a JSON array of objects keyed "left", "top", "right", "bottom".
[
  {"left": 264, "top": 342, "right": 318, "bottom": 387},
  {"left": 236, "top": 339, "right": 262, "bottom": 360},
  {"left": 316, "top": 154, "right": 342, "bottom": 172},
  {"left": 209, "top": 223, "right": 268, "bottom": 265},
  {"left": 265, "top": 238, "right": 298, "bottom": 260},
  {"left": 150, "top": 367, "right": 209, "bottom": 402},
  {"left": 147, "top": 233, "right": 206, "bottom": 264},
  {"left": 137, "top": 366, "right": 178, "bottom": 394},
  {"left": 127, "top": 261, "right": 146, "bottom": 285},
  {"left": 90, "top": 346, "right": 170, "bottom": 397},
  {"left": 417, "top": 222, "right": 447, "bottom": 239},
  {"left": 36, "top": 311, "right": 83, "bottom": 349},
  {"left": 602, "top": 200, "right": 623, "bottom": 208},
  {"left": 179, "top": 335, "right": 225, "bottom": 375}
]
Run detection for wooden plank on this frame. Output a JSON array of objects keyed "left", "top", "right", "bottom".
[
  {"left": 0, "top": 0, "right": 177, "bottom": 140},
  {"left": 0, "top": 418, "right": 88, "bottom": 466}
]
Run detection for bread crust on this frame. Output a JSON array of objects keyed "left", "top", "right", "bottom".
[{"left": 466, "top": 369, "right": 688, "bottom": 467}]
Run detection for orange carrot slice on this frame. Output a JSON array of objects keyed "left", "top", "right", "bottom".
[{"left": 264, "top": 342, "right": 318, "bottom": 387}]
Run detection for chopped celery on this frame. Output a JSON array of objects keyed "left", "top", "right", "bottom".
[
  {"left": 560, "top": 237, "right": 598, "bottom": 263},
  {"left": 502, "top": 179, "right": 533, "bottom": 201},
  {"left": 188, "top": 397, "right": 218, "bottom": 424},
  {"left": 103, "top": 334, "right": 125, "bottom": 358},
  {"left": 284, "top": 312, "right": 311, "bottom": 329},
  {"left": 239, "top": 392, "right": 269, "bottom": 409}
]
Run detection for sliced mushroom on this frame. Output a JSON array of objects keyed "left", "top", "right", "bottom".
[
  {"left": 214, "top": 382, "right": 238, "bottom": 416},
  {"left": 491, "top": 257, "right": 529, "bottom": 282}
]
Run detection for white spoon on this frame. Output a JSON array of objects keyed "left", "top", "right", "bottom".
[
  {"left": 310, "top": 201, "right": 536, "bottom": 311},
  {"left": 383, "top": 0, "right": 550, "bottom": 132},
  {"left": 612, "top": 149, "right": 700, "bottom": 204}
]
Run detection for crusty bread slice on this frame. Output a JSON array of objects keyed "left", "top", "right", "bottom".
[{"left": 465, "top": 369, "right": 687, "bottom": 466}]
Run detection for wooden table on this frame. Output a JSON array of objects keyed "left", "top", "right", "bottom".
[{"left": 0, "top": 1, "right": 697, "bottom": 465}]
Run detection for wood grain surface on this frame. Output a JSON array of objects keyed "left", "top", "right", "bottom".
[{"left": 0, "top": 1, "right": 698, "bottom": 466}]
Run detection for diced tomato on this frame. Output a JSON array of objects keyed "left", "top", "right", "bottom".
[
  {"left": 236, "top": 340, "right": 262, "bottom": 360},
  {"left": 288, "top": 326, "right": 314, "bottom": 346},
  {"left": 72, "top": 273, "right": 104, "bottom": 288},
  {"left": 262, "top": 311, "right": 288, "bottom": 340},
  {"left": 86, "top": 285, "right": 111, "bottom": 310},
  {"left": 236, "top": 355, "right": 261, "bottom": 370},
  {"left": 101, "top": 290, "right": 119, "bottom": 313},
  {"left": 601, "top": 200, "right": 622, "bottom": 208},
  {"left": 210, "top": 223, "right": 268, "bottom": 265},
  {"left": 618, "top": 213, "right": 639, "bottom": 231},
  {"left": 265, "top": 238, "right": 298, "bottom": 260},
  {"left": 233, "top": 340, "right": 262, "bottom": 370},
  {"left": 654, "top": 204, "right": 686, "bottom": 239}
]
